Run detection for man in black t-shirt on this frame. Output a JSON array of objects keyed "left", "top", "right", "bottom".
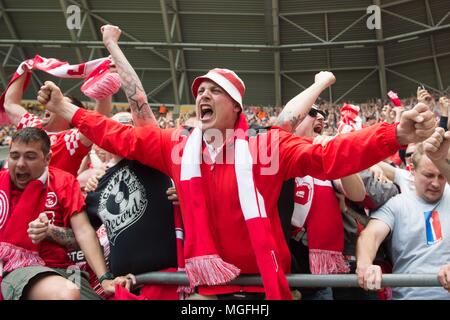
[{"left": 84, "top": 112, "right": 180, "bottom": 299}]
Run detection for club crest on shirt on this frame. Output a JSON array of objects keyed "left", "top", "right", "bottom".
[
  {"left": 46, "top": 192, "right": 58, "bottom": 208},
  {"left": 0, "top": 190, "right": 9, "bottom": 229},
  {"left": 98, "top": 167, "right": 147, "bottom": 245}
]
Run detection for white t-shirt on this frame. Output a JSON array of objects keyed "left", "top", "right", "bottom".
[{"left": 372, "top": 189, "right": 450, "bottom": 300}]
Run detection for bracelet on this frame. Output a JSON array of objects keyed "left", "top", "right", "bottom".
[{"left": 98, "top": 271, "right": 114, "bottom": 284}]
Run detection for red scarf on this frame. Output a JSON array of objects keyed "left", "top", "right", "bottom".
[
  {"left": 0, "top": 170, "right": 48, "bottom": 284},
  {"left": 0, "top": 55, "right": 117, "bottom": 125},
  {"left": 179, "top": 114, "right": 291, "bottom": 300},
  {"left": 292, "top": 176, "right": 349, "bottom": 274}
]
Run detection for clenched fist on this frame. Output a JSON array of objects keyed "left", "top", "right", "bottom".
[
  {"left": 314, "top": 71, "right": 336, "bottom": 89},
  {"left": 37, "top": 81, "right": 65, "bottom": 112}
]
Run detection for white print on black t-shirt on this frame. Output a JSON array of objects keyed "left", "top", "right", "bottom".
[{"left": 98, "top": 167, "right": 148, "bottom": 245}]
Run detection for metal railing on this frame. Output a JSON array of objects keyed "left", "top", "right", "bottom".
[{"left": 135, "top": 272, "right": 441, "bottom": 288}]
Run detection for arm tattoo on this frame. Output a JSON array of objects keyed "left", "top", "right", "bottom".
[
  {"left": 275, "top": 112, "right": 303, "bottom": 133},
  {"left": 46, "top": 225, "right": 79, "bottom": 251},
  {"left": 106, "top": 42, "right": 156, "bottom": 124}
]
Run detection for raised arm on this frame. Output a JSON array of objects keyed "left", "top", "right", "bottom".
[
  {"left": 423, "top": 127, "right": 450, "bottom": 184},
  {"left": 3, "top": 70, "right": 29, "bottom": 125},
  {"left": 101, "top": 25, "right": 157, "bottom": 127},
  {"left": 334, "top": 174, "right": 366, "bottom": 202},
  {"left": 37, "top": 81, "right": 170, "bottom": 175},
  {"left": 275, "top": 71, "right": 335, "bottom": 133},
  {"left": 281, "top": 103, "right": 436, "bottom": 180}
]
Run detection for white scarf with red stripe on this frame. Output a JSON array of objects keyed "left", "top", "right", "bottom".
[{"left": 179, "top": 114, "right": 292, "bottom": 299}]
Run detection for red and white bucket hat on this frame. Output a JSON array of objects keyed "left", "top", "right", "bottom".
[{"left": 191, "top": 68, "right": 246, "bottom": 110}]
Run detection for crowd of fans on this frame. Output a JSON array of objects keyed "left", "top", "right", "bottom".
[
  {"left": 0, "top": 92, "right": 446, "bottom": 146},
  {"left": 1, "top": 23, "right": 449, "bottom": 302}
]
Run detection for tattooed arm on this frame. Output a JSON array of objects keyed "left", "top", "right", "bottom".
[
  {"left": 275, "top": 71, "right": 336, "bottom": 133},
  {"left": 47, "top": 225, "right": 79, "bottom": 251},
  {"left": 101, "top": 24, "right": 157, "bottom": 127},
  {"left": 28, "top": 212, "right": 79, "bottom": 250}
]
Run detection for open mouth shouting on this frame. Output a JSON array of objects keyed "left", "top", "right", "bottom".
[
  {"left": 41, "top": 110, "right": 51, "bottom": 125},
  {"left": 200, "top": 104, "right": 214, "bottom": 122},
  {"left": 15, "top": 172, "right": 31, "bottom": 187}
]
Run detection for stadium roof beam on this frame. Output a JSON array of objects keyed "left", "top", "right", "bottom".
[
  {"left": 280, "top": 0, "right": 417, "bottom": 16},
  {"left": 334, "top": 69, "right": 378, "bottom": 104},
  {"left": 59, "top": 0, "right": 84, "bottom": 63},
  {"left": 279, "top": 15, "right": 326, "bottom": 43},
  {"left": 324, "top": 13, "right": 333, "bottom": 103},
  {"left": 2, "top": 45, "right": 13, "bottom": 67},
  {"left": 66, "top": 0, "right": 170, "bottom": 64},
  {"left": 436, "top": 11, "right": 450, "bottom": 27},
  {"left": 424, "top": 0, "right": 444, "bottom": 91},
  {"left": 329, "top": 13, "right": 367, "bottom": 43},
  {"left": 381, "top": 8, "right": 431, "bottom": 29},
  {"left": 0, "top": 63, "right": 7, "bottom": 89},
  {"left": 0, "top": 0, "right": 43, "bottom": 92},
  {"left": 170, "top": 0, "right": 191, "bottom": 105},
  {"left": 160, "top": 0, "right": 180, "bottom": 106},
  {"left": 146, "top": 77, "right": 173, "bottom": 104},
  {"left": 80, "top": 0, "right": 103, "bottom": 59},
  {"left": 3, "top": 22, "right": 449, "bottom": 51},
  {"left": 385, "top": 67, "right": 442, "bottom": 93},
  {"left": 281, "top": 73, "right": 307, "bottom": 91},
  {"left": 266, "top": 0, "right": 282, "bottom": 106},
  {"left": 375, "top": 0, "right": 387, "bottom": 99}
]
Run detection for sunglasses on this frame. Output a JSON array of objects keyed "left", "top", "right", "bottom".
[
  {"left": 405, "top": 152, "right": 413, "bottom": 158},
  {"left": 308, "top": 108, "right": 326, "bottom": 118}
]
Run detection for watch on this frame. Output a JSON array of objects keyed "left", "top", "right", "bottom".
[{"left": 98, "top": 271, "right": 114, "bottom": 284}]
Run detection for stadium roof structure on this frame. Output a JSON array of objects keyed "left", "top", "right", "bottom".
[{"left": 0, "top": 0, "right": 449, "bottom": 110}]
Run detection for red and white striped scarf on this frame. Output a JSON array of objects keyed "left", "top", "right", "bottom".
[
  {"left": 0, "top": 55, "right": 119, "bottom": 125},
  {"left": 337, "top": 103, "right": 362, "bottom": 134},
  {"left": 179, "top": 114, "right": 292, "bottom": 299}
]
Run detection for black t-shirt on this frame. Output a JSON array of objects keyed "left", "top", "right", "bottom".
[{"left": 85, "top": 159, "right": 177, "bottom": 276}]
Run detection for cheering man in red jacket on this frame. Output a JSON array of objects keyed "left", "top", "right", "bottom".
[{"left": 37, "top": 69, "right": 436, "bottom": 300}]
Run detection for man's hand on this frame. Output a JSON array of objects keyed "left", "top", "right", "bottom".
[
  {"left": 101, "top": 274, "right": 136, "bottom": 296},
  {"left": 101, "top": 25, "right": 122, "bottom": 47},
  {"left": 417, "top": 87, "right": 433, "bottom": 106},
  {"left": 423, "top": 127, "right": 450, "bottom": 162},
  {"left": 28, "top": 212, "right": 50, "bottom": 244},
  {"left": 314, "top": 71, "right": 336, "bottom": 89},
  {"left": 438, "top": 264, "right": 450, "bottom": 292},
  {"left": 396, "top": 103, "right": 436, "bottom": 145},
  {"left": 438, "top": 97, "right": 450, "bottom": 117},
  {"left": 85, "top": 175, "right": 100, "bottom": 193},
  {"left": 37, "top": 81, "right": 65, "bottom": 112},
  {"left": 356, "top": 264, "right": 382, "bottom": 291},
  {"left": 166, "top": 187, "right": 179, "bottom": 206}
]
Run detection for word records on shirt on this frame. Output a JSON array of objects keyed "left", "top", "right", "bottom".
[{"left": 97, "top": 166, "right": 148, "bottom": 245}]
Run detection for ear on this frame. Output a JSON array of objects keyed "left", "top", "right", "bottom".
[
  {"left": 234, "top": 103, "right": 241, "bottom": 113},
  {"left": 45, "top": 151, "right": 52, "bottom": 166}
]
